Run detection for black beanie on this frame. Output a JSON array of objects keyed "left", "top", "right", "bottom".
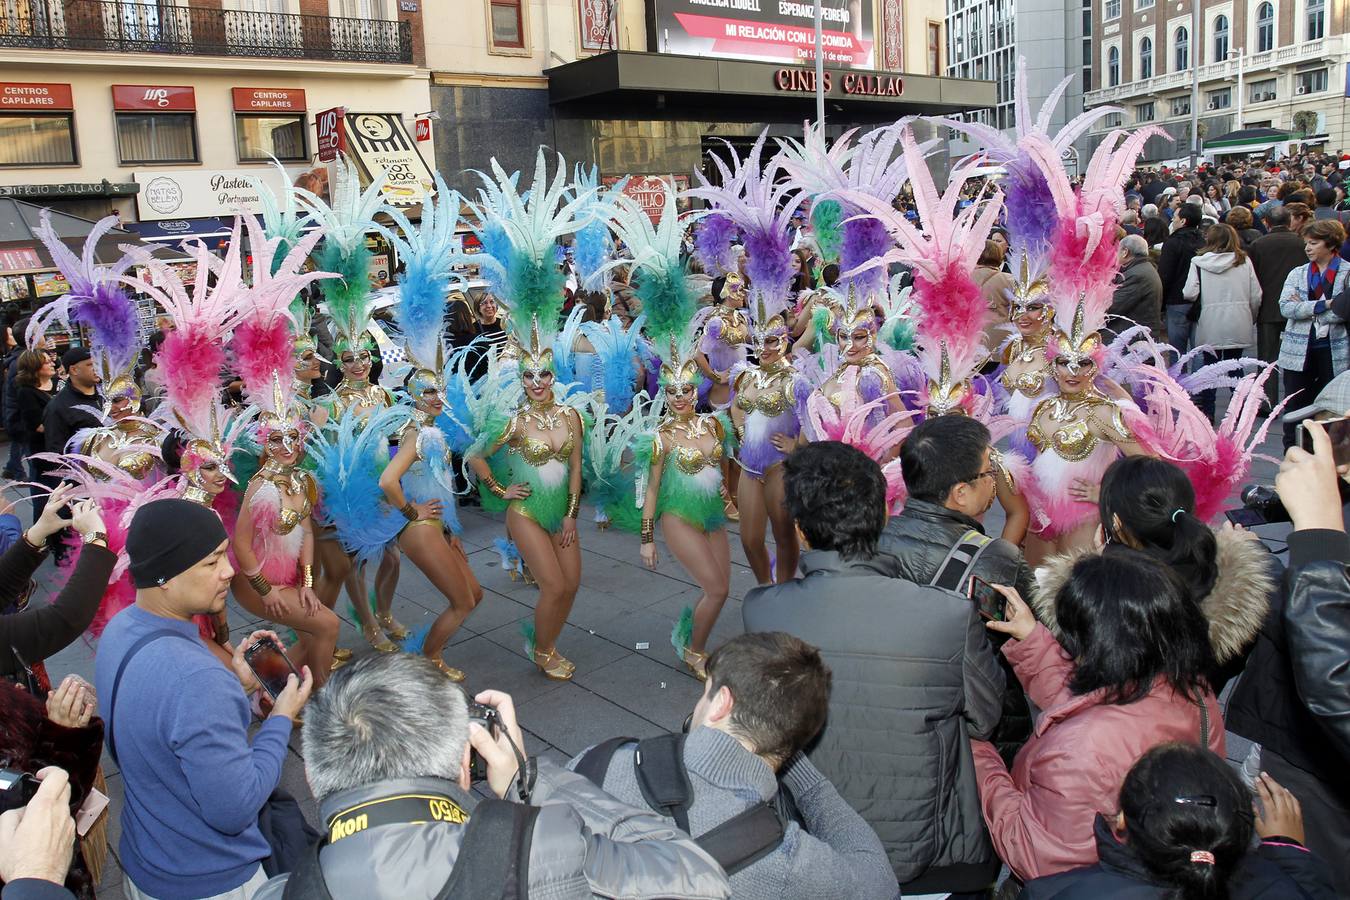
[
  {"left": 61, "top": 346, "right": 91, "bottom": 369},
  {"left": 127, "top": 499, "right": 229, "bottom": 589}
]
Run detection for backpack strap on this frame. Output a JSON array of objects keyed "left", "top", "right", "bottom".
[
  {"left": 106, "top": 629, "right": 198, "bottom": 767},
  {"left": 633, "top": 733, "right": 694, "bottom": 834},
  {"left": 928, "top": 529, "right": 996, "bottom": 594},
  {"left": 443, "top": 798, "right": 539, "bottom": 900},
  {"left": 572, "top": 736, "right": 637, "bottom": 789},
  {"left": 696, "top": 803, "right": 786, "bottom": 876}
]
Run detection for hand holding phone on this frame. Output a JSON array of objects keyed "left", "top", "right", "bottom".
[
  {"left": 243, "top": 637, "right": 300, "bottom": 701},
  {"left": 969, "top": 575, "right": 1007, "bottom": 622},
  {"left": 1299, "top": 415, "right": 1350, "bottom": 466}
]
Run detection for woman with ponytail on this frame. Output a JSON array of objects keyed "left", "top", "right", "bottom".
[
  {"left": 1021, "top": 742, "right": 1338, "bottom": 898},
  {"left": 1030, "top": 456, "right": 1276, "bottom": 688}
]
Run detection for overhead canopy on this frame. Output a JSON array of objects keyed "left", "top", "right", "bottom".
[
  {"left": 0, "top": 199, "right": 182, "bottom": 275},
  {"left": 545, "top": 51, "right": 996, "bottom": 123},
  {"left": 1205, "top": 127, "right": 1301, "bottom": 156}
]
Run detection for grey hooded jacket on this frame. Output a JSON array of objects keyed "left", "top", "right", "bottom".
[
  {"left": 742, "top": 550, "right": 1005, "bottom": 894},
  {"left": 253, "top": 760, "right": 730, "bottom": 900}
]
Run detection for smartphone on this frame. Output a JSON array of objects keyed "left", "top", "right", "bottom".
[
  {"left": 0, "top": 768, "right": 39, "bottom": 813},
  {"left": 968, "top": 575, "right": 1007, "bottom": 622},
  {"left": 1299, "top": 415, "right": 1350, "bottom": 467},
  {"left": 1225, "top": 507, "right": 1268, "bottom": 528},
  {"left": 243, "top": 638, "right": 300, "bottom": 700}
]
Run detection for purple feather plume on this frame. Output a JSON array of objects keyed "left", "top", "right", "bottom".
[
  {"left": 73, "top": 281, "right": 141, "bottom": 376},
  {"left": 840, "top": 216, "right": 890, "bottom": 300},
  {"left": 742, "top": 226, "right": 793, "bottom": 310},
  {"left": 694, "top": 213, "right": 739, "bottom": 277},
  {"left": 1004, "top": 160, "right": 1059, "bottom": 258}
]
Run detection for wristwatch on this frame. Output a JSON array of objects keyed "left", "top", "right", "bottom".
[{"left": 82, "top": 531, "right": 108, "bottom": 548}]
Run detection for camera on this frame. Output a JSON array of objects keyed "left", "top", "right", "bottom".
[
  {"left": 1238, "top": 476, "right": 1350, "bottom": 526},
  {"left": 0, "top": 767, "right": 39, "bottom": 813},
  {"left": 466, "top": 701, "right": 499, "bottom": 784}
]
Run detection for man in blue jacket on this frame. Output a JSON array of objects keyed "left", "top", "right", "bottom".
[{"left": 95, "top": 499, "right": 313, "bottom": 900}]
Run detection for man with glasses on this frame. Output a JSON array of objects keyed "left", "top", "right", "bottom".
[{"left": 1107, "top": 234, "right": 1165, "bottom": 343}]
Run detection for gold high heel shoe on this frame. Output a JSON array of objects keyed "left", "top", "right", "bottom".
[
  {"left": 532, "top": 647, "right": 576, "bottom": 681},
  {"left": 682, "top": 648, "right": 709, "bottom": 681},
  {"left": 430, "top": 657, "right": 466, "bottom": 682},
  {"left": 376, "top": 612, "right": 409, "bottom": 640},
  {"left": 332, "top": 647, "right": 353, "bottom": 662},
  {"left": 362, "top": 624, "right": 398, "bottom": 653}
]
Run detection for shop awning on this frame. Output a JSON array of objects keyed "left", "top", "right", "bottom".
[
  {"left": 0, "top": 199, "right": 180, "bottom": 275},
  {"left": 545, "top": 51, "right": 996, "bottom": 122},
  {"left": 1205, "top": 127, "right": 1300, "bottom": 155}
]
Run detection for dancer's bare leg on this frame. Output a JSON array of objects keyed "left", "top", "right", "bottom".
[
  {"left": 763, "top": 465, "right": 799, "bottom": 583},
  {"left": 736, "top": 475, "right": 772, "bottom": 585},
  {"left": 662, "top": 515, "right": 731, "bottom": 654},
  {"left": 399, "top": 524, "right": 478, "bottom": 662},
  {"left": 231, "top": 574, "right": 340, "bottom": 686}
]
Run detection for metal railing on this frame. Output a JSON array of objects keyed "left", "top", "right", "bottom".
[{"left": 0, "top": 0, "right": 412, "bottom": 64}]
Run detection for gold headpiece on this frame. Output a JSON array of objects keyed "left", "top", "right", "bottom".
[
  {"left": 1051, "top": 293, "right": 1102, "bottom": 375},
  {"left": 514, "top": 315, "right": 554, "bottom": 378},
  {"left": 658, "top": 336, "right": 701, "bottom": 390},
  {"left": 836, "top": 283, "right": 879, "bottom": 338},
  {"left": 180, "top": 404, "right": 237, "bottom": 490},
  {"left": 101, "top": 369, "right": 142, "bottom": 419},
  {"left": 750, "top": 292, "right": 789, "bottom": 354},
  {"left": 1007, "top": 255, "right": 1053, "bottom": 320},
  {"left": 924, "top": 341, "right": 972, "bottom": 417}
]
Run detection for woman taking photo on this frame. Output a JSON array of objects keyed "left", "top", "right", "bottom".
[
  {"left": 973, "top": 548, "right": 1223, "bottom": 881},
  {"left": 1277, "top": 219, "right": 1350, "bottom": 448},
  {"left": 15, "top": 348, "right": 54, "bottom": 517},
  {"left": 1181, "top": 223, "right": 1262, "bottom": 422}
]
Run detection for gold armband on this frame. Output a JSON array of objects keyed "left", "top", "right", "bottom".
[
  {"left": 483, "top": 474, "right": 509, "bottom": 499},
  {"left": 248, "top": 572, "right": 272, "bottom": 597},
  {"left": 640, "top": 517, "right": 656, "bottom": 545},
  {"left": 565, "top": 491, "right": 581, "bottom": 519},
  {"left": 301, "top": 565, "right": 314, "bottom": 589},
  {"left": 400, "top": 502, "right": 419, "bottom": 522}
]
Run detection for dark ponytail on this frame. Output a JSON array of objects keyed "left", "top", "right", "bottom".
[
  {"left": 1099, "top": 456, "right": 1219, "bottom": 599},
  {"left": 1120, "top": 742, "right": 1252, "bottom": 900}
]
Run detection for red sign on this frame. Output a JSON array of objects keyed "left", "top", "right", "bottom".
[
  {"left": 0, "top": 247, "right": 42, "bottom": 272},
  {"left": 231, "top": 87, "right": 306, "bottom": 112},
  {"left": 579, "top": 0, "right": 614, "bottom": 50},
  {"left": 672, "top": 12, "right": 873, "bottom": 67},
  {"left": 315, "top": 106, "right": 345, "bottom": 162},
  {"left": 414, "top": 117, "right": 431, "bottom": 142},
  {"left": 111, "top": 84, "right": 195, "bottom": 111},
  {"left": 602, "top": 174, "right": 690, "bottom": 224},
  {"left": 0, "top": 83, "right": 72, "bottom": 110}
]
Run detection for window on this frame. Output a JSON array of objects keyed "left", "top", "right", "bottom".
[
  {"left": 489, "top": 0, "right": 523, "bottom": 48},
  {"left": 1104, "top": 0, "right": 1120, "bottom": 20},
  {"left": 1103, "top": 111, "right": 1124, "bottom": 128},
  {"left": 1297, "top": 68, "right": 1329, "bottom": 93},
  {"left": 234, "top": 115, "right": 306, "bottom": 162},
  {"left": 1136, "top": 101, "right": 1156, "bottom": 122},
  {"left": 1207, "top": 87, "right": 1232, "bottom": 108},
  {"left": 115, "top": 112, "right": 197, "bottom": 164},
  {"left": 1213, "top": 15, "right": 1228, "bottom": 60},
  {"left": 927, "top": 22, "right": 941, "bottom": 76},
  {"left": 1257, "top": 2, "right": 1274, "bottom": 52},
  {"left": 1307, "top": 0, "right": 1324, "bottom": 39},
  {"left": 1249, "top": 78, "right": 1276, "bottom": 102},
  {"left": 1171, "top": 96, "right": 1191, "bottom": 116},
  {"left": 1108, "top": 45, "right": 1120, "bottom": 86},
  {"left": 1139, "top": 36, "right": 1153, "bottom": 78},
  {"left": 1136, "top": 0, "right": 1154, "bottom": 9},
  {"left": 0, "top": 114, "right": 76, "bottom": 166},
  {"left": 1175, "top": 26, "right": 1189, "bottom": 70}
]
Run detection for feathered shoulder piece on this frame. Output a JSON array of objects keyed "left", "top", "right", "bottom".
[
  {"left": 686, "top": 130, "right": 801, "bottom": 314},
  {"left": 382, "top": 172, "right": 461, "bottom": 379},
  {"left": 28, "top": 211, "right": 141, "bottom": 385}
]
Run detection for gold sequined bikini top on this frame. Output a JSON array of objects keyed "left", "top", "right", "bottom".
[
  {"left": 656, "top": 417, "right": 725, "bottom": 475},
  {"left": 251, "top": 465, "right": 316, "bottom": 535},
  {"left": 504, "top": 407, "right": 576, "bottom": 465},
  {"left": 1000, "top": 337, "right": 1051, "bottom": 398},
  {"left": 328, "top": 381, "right": 392, "bottom": 419},
  {"left": 734, "top": 364, "right": 795, "bottom": 417},
  {"left": 82, "top": 420, "right": 161, "bottom": 480},
  {"left": 1026, "top": 391, "right": 1133, "bottom": 462},
  {"left": 711, "top": 306, "right": 750, "bottom": 347},
  {"left": 826, "top": 357, "right": 895, "bottom": 410}
]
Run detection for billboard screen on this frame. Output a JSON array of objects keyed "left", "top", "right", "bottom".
[{"left": 652, "top": 0, "right": 874, "bottom": 69}]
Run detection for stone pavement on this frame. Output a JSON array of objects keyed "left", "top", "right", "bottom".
[{"left": 36, "top": 412, "right": 1294, "bottom": 900}]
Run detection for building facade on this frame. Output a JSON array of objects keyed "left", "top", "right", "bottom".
[
  {"left": 1084, "top": 0, "right": 1349, "bottom": 160},
  {"left": 422, "top": 0, "right": 992, "bottom": 194}
]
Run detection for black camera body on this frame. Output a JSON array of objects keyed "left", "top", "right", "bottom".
[
  {"left": 466, "top": 701, "right": 499, "bottom": 784},
  {"left": 0, "top": 767, "right": 39, "bottom": 813}
]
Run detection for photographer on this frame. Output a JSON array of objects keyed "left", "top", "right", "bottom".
[
  {"left": 1227, "top": 413, "right": 1350, "bottom": 894},
  {"left": 0, "top": 767, "right": 77, "bottom": 900},
  {"left": 256, "top": 653, "right": 729, "bottom": 900},
  {"left": 567, "top": 632, "right": 898, "bottom": 900}
]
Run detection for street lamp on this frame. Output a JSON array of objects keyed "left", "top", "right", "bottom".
[{"left": 1227, "top": 48, "right": 1245, "bottom": 131}]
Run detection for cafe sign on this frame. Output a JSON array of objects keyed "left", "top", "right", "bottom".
[{"left": 133, "top": 166, "right": 307, "bottom": 221}]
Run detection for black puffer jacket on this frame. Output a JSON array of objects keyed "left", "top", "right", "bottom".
[
  {"left": 743, "top": 550, "right": 1005, "bottom": 895},
  {"left": 878, "top": 499, "right": 1034, "bottom": 766}
]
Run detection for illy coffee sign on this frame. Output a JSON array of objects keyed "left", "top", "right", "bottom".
[{"left": 111, "top": 84, "right": 195, "bottom": 111}]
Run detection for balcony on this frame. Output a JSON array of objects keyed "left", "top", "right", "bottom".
[{"left": 0, "top": 0, "right": 412, "bottom": 64}]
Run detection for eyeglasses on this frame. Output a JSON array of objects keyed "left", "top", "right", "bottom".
[{"left": 965, "top": 469, "right": 997, "bottom": 484}]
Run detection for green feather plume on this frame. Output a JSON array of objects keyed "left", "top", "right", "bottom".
[{"left": 811, "top": 199, "right": 844, "bottom": 264}]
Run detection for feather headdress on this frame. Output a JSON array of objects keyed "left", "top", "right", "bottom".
[
  {"left": 28, "top": 211, "right": 141, "bottom": 389},
  {"left": 295, "top": 154, "right": 389, "bottom": 354},
  {"left": 840, "top": 127, "right": 1004, "bottom": 417},
  {"left": 246, "top": 157, "right": 312, "bottom": 274},
  {"left": 570, "top": 164, "right": 624, "bottom": 293},
  {"left": 686, "top": 130, "right": 801, "bottom": 314}
]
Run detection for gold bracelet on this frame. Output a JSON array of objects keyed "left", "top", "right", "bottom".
[
  {"left": 640, "top": 517, "right": 655, "bottom": 545},
  {"left": 483, "top": 474, "right": 509, "bottom": 499},
  {"left": 400, "top": 502, "right": 419, "bottom": 521},
  {"left": 21, "top": 529, "right": 45, "bottom": 553},
  {"left": 248, "top": 572, "right": 272, "bottom": 597},
  {"left": 301, "top": 565, "right": 314, "bottom": 589},
  {"left": 565, "top": 491, "right": 581, "bottom": 519}
]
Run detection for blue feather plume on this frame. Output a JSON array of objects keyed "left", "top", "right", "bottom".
[{"left": 307, "top": 405, "right": 410, "bottom": 566}]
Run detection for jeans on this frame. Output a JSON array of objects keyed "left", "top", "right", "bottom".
[
  {"left": 1256, "top": 321, "right": 1285, "bottom": 407},
  {"left": 1283, "top": 344, "right": 1337, "bottom": 448},
  {"left": 1197, "top": 347, "right": 1246, "bottom": 421},
  {"left": 1165, "top": 304, "right": 1193, "bottom": 365},
  {"left": 4, "top": 432, "right": 23, "bottom": 478}
]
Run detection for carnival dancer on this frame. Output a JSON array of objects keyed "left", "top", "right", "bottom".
[
  {"left": 298, "top": 156, "right": 404, "bottom": 652},
  {"left": 998, "top": 272, "right": 1056, "bottom": 452},
  {"left": 696, "top": 273, "right": 750, "bottom": 410}
]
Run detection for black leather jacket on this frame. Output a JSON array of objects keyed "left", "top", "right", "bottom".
[{"left": 1228, "top": 529, "right": 1350, "bottom": 792}]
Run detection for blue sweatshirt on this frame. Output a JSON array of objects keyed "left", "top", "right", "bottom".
[{"left": 94, "top": 606, "right": 291, "bottom": 899}]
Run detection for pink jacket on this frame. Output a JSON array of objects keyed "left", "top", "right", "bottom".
[{"left": 972, "top": 623, "right": 1225, "bottom": 881}]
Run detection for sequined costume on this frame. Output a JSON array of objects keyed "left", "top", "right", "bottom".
[
  {"left": 491, "top": 402, "right": 582, "bottom": 534},
  {"left": 639, "top": 412, "right": 734, "bottom": 533},
  {"left": 731, "top": 358, "right": 799, "bottom": 479},
  {"left": 246, "top": 455, "right": 318, "bottom": 588},
  {"left": 395, "top": 408, "right": 462, "bottom": 535}
]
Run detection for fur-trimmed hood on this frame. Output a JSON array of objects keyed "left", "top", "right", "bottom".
[{"left": 1030, "top": 527, "right": 1275, "bottom": 665}]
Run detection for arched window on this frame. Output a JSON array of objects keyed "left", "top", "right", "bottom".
[
  {"left": 1175, "top": 25, "right": 1189, "bottom": 70},
  {"left": 1214, "top": 15, "right": 1229, "bottom": 60},
  {"left": 1140, "top": 36, "right": 1153, "bottom": 78},
  {"left": 1307, "top": 0, "right": 1325, "bottom": 39},
  {"left": 1257, "top": 2, "right": 1274, "bottom": 51},
  {"left": 1108, "top": 45, "right": 1120, "bottom": 86}
]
